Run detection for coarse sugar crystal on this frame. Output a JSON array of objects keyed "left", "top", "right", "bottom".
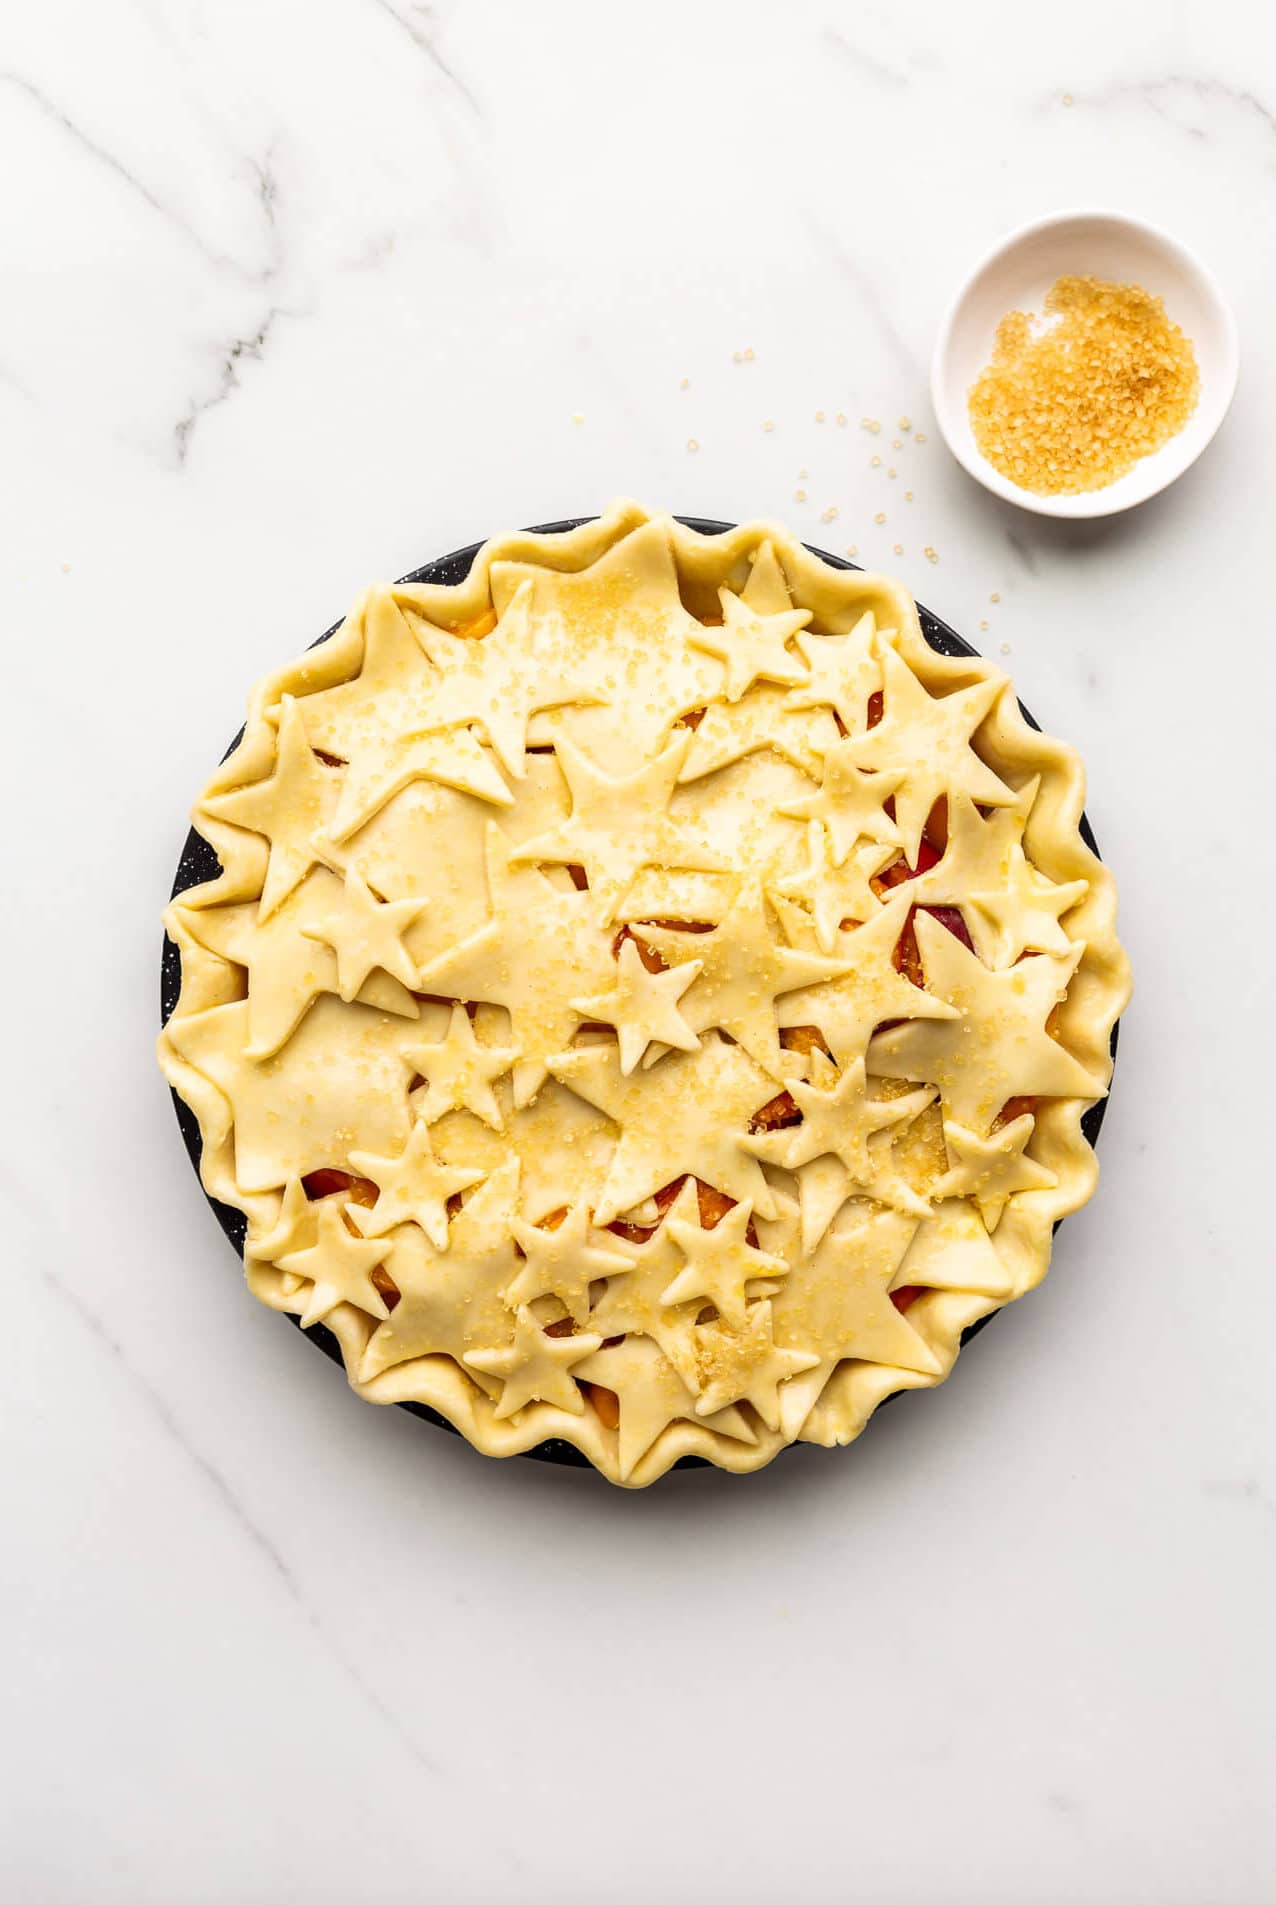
[{"left": 968, "top": 274, "right": 1199, "bottom": 495}]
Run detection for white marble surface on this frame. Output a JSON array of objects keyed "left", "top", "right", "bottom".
[{"left": 4, "top": 1, "right": 1274, "bottom": 1899}]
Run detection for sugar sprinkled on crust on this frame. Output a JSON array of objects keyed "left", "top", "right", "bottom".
[{"left": 160, "top": 503, "right": 1130, "bottom": 1486}]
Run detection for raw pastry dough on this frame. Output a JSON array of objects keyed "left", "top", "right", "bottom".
[{"left": 160, "top": 503, "right": 1130, "bottom": 1485}]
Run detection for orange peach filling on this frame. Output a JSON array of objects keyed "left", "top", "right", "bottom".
[
  {"left": 301, "top": 1170, "right": 400, "bottom": 1307},
  {"left": 584, "top": 1382, "right": 621, "bottom": 1429},
  {"left": 869, "top": 799, "right": 974, "bottom": 985},
  {"left": 303, "top": 1168, "right": 378, "bottom": 1207},
  {"left": 450, "top": 607, "right": 498, "bottom": 641}
]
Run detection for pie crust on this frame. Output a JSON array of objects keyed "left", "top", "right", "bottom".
[{"left": 159, "top": 502, "right": 1131, "bottom": 1486}]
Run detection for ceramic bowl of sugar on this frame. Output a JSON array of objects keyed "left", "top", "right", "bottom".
[{"left": 931, "top": 209, "right": 1238, "bottom": 520}]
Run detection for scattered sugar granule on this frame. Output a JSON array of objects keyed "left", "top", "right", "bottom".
[
  {"left": 980, "top": 619, "right": 990, "bottom": 632},
  {"left": 861, "top": 417, "right": 881, "bottom": 433},
  {"left": 893, "top": 543, "right": 904, "bottom": 555},
  {"left": 1000, "top": 641, "right": 1012, "bottom": 655},
  {"left": 821, "top": 506, "right": 839, "bottom": 522},
  {"left": 904, "top": 491, "right": 914, "bottom": 502},
  {"left": 968, "top": 274, "right": 1199, "bottom": 495},
  {"left": 795, "top": 488, "right": 808, "bottom": 502},
  {"left": 924, "top": 546, "right": 938, "bottom": 563},
  {"left": 898, "top": 416, "right": 912, "bottom": 431},
  {"left": 991, "top": 592, "right": 1001, "bottom": 603},
  {"left": 763, "top": 419, "right": 775, "bottom": 432},
  {"left": 744, "top": 347, "right": 755, "bottom": 361},
  {"left": 914, "top": 431, "right": 927, "bottom": 444},
  {"left": 888, "top": 468, "right": 897, "bottom": 479},
  {"left": 687, "top": 438, "right": 699, "bottom": 452},
  {"left": 874, "top": 512, "right": 886, "bottom": 525},
  {"left": 572, "top": 412, "right": 584, "bottom": 424},
  {"left": 815, "top": 410, "right": 826, "bottom": 422},
  {"left": 679, "top": 378, "right": 689, "bottom": 389},
  {"left": 846, "top": 545, "right": 858, "bottom": 557},
  {"left": 1062, "top": 93, "right": 1074, "bottom": 106},
  {"left": 836, "top": 412, "right": 847, "bottom": 426},
  {"left": 892, "top": 439, "right": 903, "bottom": 451}
]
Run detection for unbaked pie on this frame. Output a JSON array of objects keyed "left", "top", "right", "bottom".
[{"left": 159, "top": 502, "right": 1130, "bottom": 1486}]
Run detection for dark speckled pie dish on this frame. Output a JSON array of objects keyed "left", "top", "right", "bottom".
[{"left": 161, "top": 515, "right": 1117, "bottom": 1474}]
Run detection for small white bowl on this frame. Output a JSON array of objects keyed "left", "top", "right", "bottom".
[{"left": 930, "top": 209, "right": 1238, "bottom": 519}]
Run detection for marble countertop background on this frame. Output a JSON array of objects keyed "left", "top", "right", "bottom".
[{"left": 3, "top": 2, "right": 1274, "bottom": 1900}]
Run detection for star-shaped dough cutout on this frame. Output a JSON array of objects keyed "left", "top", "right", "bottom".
[
  {"left": 199, "top": 696, "right": 340, "bottom": 920},
  {"left": 778, "top": 742, "right": 903, "bottom": 864},
  {"left": 688, "top": 587, "right": 812, "bottom": 702},
  {"left": 660, "top": 1198, "right": 788, "bottom": 1325},
  {"left": 690, "top": 1300, "right": 820, "bottom": 1429},
  {"left": 513, "top": 731, "right": 726, "bottom": 924},
  {"left": 418, "top": 827, "right": 618, "bottom": 1104},
  {"left": 769, "top": 1153, "right": 849, "bottom": 1256},
  {"left": 623, "top": 751, "right": 815, "bottom": 928},
  {"left": 602, "top": 1180, "right": 798, "bottom": 1325},
  {"left": 291, "top": 590, "right": 512, "bottom": 840},
  {"left": 493, "top": 519, "right": 726, "bottom": 769},
  {"left": 335, "top": 774, "right": 541, "bottom": 972},
  {"left": 346, "top": 1120, "right": 487, "bottom": 1249},
  {"left": 410, "top": 580, "right": 597, "bottom": 778},
  {"left": 869, "top": 912, "right": 1104, "bottom": 1128},
  {"left": 505, "top": 1202, "right": 633, "bottom": 1325},
  {"left": 775, "top": 890, "right": 958, "bottom": 1068},
  {"left": 587, "top": 1177, "right": 703, "bottom": 1357},
  {"left": 463, "top": 1307, "right": 602, "bottom": 1419},
  {"left": 892, "top": 1199, "right": 1015, "bottom": 1297},
  {"left": 910, "top": 785, "right": 1035, "bottom": 905},
  {"left": 739, "top": 535, "right": 798, "bottom": 617},
  {"left": 787, "top": 609, "right": 883, "bottom": 734},
  {"left": 930, "top": 1116, "right": 1059, "bottom": 1230},
  {"left": 903, "top": 783, "right": 1086, "bottom": 969},
  {"left": 549, "top": 1032, "right": 783, "bottom": 1225},
  {"left": 166, "top": 996, "right": 422, "bottom": 1193},
  {"left": 748, "top": 1052, "right": 934, "bottom": 1246},
  {"left": 970, "top": 849, "right": 1088, "bottom": 969},
  {"left": 432, "top": 1073, "right": 618, "bottom": 1225},
  {"left": 675, "top": 538, "right": 839, "bottom": 780},
  {"left": 635, "top": 881, "right": 851, "bottom": 1077},
  {"left": 245, "top": 1175, "right": 316, "bottom": 1264},
  {"left": 175, "top": 870, "right": 419, "bottom": 1059},
  {"left": 293, "top": 585, "right": 436, "bottom": 744},
  {"left": 402, "top": 1001, "right": 517, "bottom": 1131},
  {"left": 845, "top": 643, "right": 1016, "bottom": 861},
  {"left": 300, "top": 865, "right": 425, "bottom": 1002},
  {"left": 762, "top": 1052, "right": 933, "bottom": 1184},
  {"left": 677, "top": 685, "right": 841, "bottom": 783},
  {"left": 327, "top": 724, "right": 511, "bottom": 843},
  {"left": 570, "top": 1334, "right": 756, "bottom": 1482},
  {"left": 277, "top": 1198, "right": 392, "bottom": 1329},
  {"left": 361, "top": 1161, "right": 522, "bottom": 1378},
  {"left": 573, "top": 937, "right": 701, "bottom": 1073},
  {"left": 774, "top": 822, "right": 892, "bottom": 951},
  {"left": 771, "top": 1203, "right": 939, "bottom": 1372}
]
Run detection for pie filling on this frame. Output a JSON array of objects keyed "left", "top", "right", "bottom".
[{"left": 160, "top": 504, "right": 1128, "bottom": 1485}]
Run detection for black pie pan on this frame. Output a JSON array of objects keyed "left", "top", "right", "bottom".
[{"left": 162, "top": 516, "right": 1117, "bottom": 1473}]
